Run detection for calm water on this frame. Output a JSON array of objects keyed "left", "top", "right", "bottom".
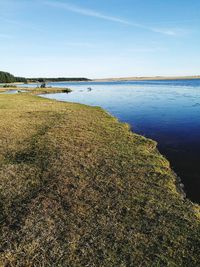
[{"left": 37, "top": 80, "right": 200, "bottom": 203}]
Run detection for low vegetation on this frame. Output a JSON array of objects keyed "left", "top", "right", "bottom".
[
  {"left": 28, "top": 87, "right": 72, "bottom": 95},
  {"left": 0, "top": 93, "right": 199, "bottom": 266},
  {"left": 2, "top": 84, "right": 17, "bottom": 88},
  {"left": 0, "top": 87, "right": 72, "bottom": 94}
]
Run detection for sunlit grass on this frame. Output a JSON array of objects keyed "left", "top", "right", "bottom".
[{"left": 0, "top": 93, "right": 199, "bottom": 266}]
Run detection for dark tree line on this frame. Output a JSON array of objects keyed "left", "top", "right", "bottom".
[
  {"left": 0, "top": 71, "right": 90, "bottom": 84},
  {"left": 28, "top": 77, "right": 90, "bottom": 82},
  {"left": 0, "top": 71, "right": 27, "bottom": 83}
]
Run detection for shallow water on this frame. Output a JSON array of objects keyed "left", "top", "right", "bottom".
[
  {"left": 1, "top": 90, "right": 27, "bottom": 94},
  {"left": 37, "top": 80, "right": 200, "bottom": 203}
]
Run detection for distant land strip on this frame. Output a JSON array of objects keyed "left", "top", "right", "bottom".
[
  {"left": 0, "top": 71, "right": 90, "bottom": 83},
  {"left": 1, "top": 70, "right": 200, "bottom": 84},
  {"left": 93, "top": 75, "right": 200, "bottom": 82}
]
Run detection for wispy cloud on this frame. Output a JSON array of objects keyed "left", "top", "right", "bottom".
[
  {"left": 152, "top": 28, "right": 188, "bottom": 36},
  {"left": 44, "top": 1, "right": 187, "bottom": 36},
  {"left": 44, "top": 1, "right": 133, "bottom": 26}
]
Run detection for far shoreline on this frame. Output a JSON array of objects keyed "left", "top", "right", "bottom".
[
  {"left": 93, "top": 75, "right": 200, "bottom": 82},
  {"left": 2, "top": 75, "right": 200, "bottom": 86}
]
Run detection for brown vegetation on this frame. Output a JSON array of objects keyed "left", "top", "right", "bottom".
[{"left": 0, "top": 94, "right": 199, "bottom": 266}]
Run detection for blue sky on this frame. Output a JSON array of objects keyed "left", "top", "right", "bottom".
[{"left": 0, "top": 0, "right": 200, "bottom": 78}]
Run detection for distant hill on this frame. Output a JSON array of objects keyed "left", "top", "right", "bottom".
[{"left": 0, "top": 71, "right": 90, "bottom": 84}]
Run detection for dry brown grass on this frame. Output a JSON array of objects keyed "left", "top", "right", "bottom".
[
  {"left": 0, "top": 87, "right": 71, "bottom": 94},
  {"left": 0, "top": 94, "right": 199, "bottom": 266}
]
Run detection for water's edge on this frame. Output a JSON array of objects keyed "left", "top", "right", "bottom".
[{"left": 39, "top": 93, "right": 188, "bottom": 202}]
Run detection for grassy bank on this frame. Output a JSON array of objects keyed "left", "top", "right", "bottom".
[
  {"left": 0, "top": 93, "right": 199, "bottom": 266},
  {"left": 0, "top": 87, "right": 72, "bottom": 94}
]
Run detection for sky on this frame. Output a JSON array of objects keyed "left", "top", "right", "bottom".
[{"left": 0, "top": 0, "right": 200, "bottom": 78}]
